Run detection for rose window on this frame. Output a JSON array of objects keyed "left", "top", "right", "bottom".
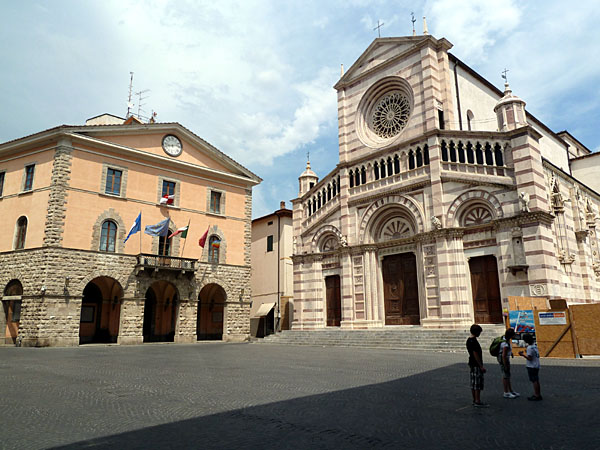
[{"left": 371, "top": 92, "right": 411, "bottom": 138}]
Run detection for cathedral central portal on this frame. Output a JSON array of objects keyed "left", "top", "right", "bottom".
[{"left": 382, "top": 253, "right": 420, "bottom": 325}]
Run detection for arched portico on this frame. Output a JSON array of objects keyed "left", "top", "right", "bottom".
[
  {"left": 79, "top": 276, "right": 123, "bottom": 344},
  {"left": 3, "top": 280, "right": 23, "bottom": 345},
  {"left": 197, "top": 283, "right": 226, "bottom": 340},
  {"left": 143, "top": 280, "right": 179, "bottom": 343}
]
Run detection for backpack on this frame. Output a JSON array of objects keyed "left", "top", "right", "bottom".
[{"left": 489, "top": 336, "right": 505, "bottom": 357}]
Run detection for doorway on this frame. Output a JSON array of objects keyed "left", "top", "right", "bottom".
[
  {"left": 197, "top": 283, "right": 226, "bottom": 340},
  {"left": 469, "top": 255, "right": 503, "bottom": 323},
  {"left": 382, "top": 253, "right": 420, "bottom": 325},
  {"left": 325, "top": 275, "right": 341, "bottom": 326}
]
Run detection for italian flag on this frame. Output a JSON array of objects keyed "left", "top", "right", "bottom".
[{"left": 168, "top": 225, "right": 189, "bottom": 239}]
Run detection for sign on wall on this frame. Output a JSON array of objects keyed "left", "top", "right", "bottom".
[
  {"left": 509, "top": 310, "right": 535, "bottom": 333},
  {"left": 538, "top": 311, "right": 567, "bottom": 325}
]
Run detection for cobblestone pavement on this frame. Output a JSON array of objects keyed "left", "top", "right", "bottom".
[{"left": 1, "top": 343, "right": 599, "bottom": 449}]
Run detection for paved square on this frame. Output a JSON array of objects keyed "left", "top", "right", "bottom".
[{"left": 1, "top": 343, "right": 599, "bottom": 449}]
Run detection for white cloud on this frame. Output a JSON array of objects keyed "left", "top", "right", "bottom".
[{"left": 426, "top": 0, "right": 522, "bottom": 62}]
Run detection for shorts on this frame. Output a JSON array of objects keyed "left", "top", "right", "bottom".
[
  {"left": 527, "top": 367, "right": 540, "bottom": 382},
  {"left": 498, "top": 359, "right": 511, "bottom": 379},
  {"left": 470, "top": 366, "right": 484, "bottom": 390}
]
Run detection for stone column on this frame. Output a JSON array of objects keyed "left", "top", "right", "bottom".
[{"left": 118, "top": 296, "right": 144, "bottom": 345}]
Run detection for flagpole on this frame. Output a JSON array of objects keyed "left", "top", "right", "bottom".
[
  {"left": 139, "top": 217, "right": 142, "bottom": 255},
  {"left": 180, "top": 219, "right": 191, "bottom": 258}
]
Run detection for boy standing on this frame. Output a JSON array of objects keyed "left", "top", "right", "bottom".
[
  {"left": 519, "top": 333, "right": 542, "bottom": 401},
  {"left": 466, "top": 324, "right": 488, "bottom": 407},
  {"left": 498, "top": 327, "right": 519, "bottom": 399}
]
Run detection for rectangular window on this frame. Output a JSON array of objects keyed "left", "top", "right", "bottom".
[
  {"left": 210, "top": 191, "right": 222, "bottom": 214},
  {"left": 267, "top": 221, "right": 273, "bottom": 226},
  {"left": 0, "top": 172, "right": 4, "bottom": 196},
  {"left": 11, "top": 300, "right": 22, "bottom": 322},
  {"left": 267, "top": 235, "right": 274, "bottom": 252},
  {"left": 24, "top": 164, "right": 35, "bottom": 191},
  {"left": 438, "top": 110, "right": 445, "bottom": 130},
  {"left": 105, "top": 168, "right": 122, "bottom": 195},
  {"left": 162, "top": 180, "right": 176, "bottom": 197}
]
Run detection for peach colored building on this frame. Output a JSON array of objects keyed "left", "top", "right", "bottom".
[
  {"left": 292, "top": 35, "right": 599, "bottom": 331},
  {"left": 0, "top": 114, "right": 260, "bottom": 346},
  {"left": 250, "top": 201, "right": 293, "bottom": 336}
]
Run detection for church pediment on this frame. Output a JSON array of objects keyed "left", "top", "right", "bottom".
[{"left": 335, "top": 36, "right": 452, "bottom": 90}]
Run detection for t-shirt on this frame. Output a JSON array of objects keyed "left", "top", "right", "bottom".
[
  {"left": 466, "top": 336, "right": 482, "bottom": 368},
  {"left": 526, "top": 343, "right": 540, "bottom": 369},
  {"left": 499, "top": 339, "right": 512, "bottom": 362}
]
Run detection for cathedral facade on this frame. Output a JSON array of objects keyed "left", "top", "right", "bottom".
[{"left": 291, "top": 35, "right": 600, "bottom": 330}]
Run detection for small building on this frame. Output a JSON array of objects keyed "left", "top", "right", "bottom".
[
  {"left": 0, "top": 114, "right": 261, "bottom": 346},
  {"left": 250, "top": 201, "right": 293, "bottom": 336}
]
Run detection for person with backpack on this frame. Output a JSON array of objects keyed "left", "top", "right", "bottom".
[
  {"left": 496, "top": 327, "right": 519, "bottom": 399},
  {"left": 519, "top": 333, "right": 542, "bottom": 401},
  {"left": 466, "top": 324, "right": 488, "bottom": 407}
]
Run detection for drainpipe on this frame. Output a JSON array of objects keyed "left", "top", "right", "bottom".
[{"left": 453, "top": 59, "right": 463, "bottom": 131}]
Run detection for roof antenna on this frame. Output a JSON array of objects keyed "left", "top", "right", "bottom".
[
  {"left": 135, "top": 89, "right": 150, "bottom": 120},
  {"left": 411, "top": 12, "right": 416, "bottom": 36},
  {"left": 126, "top": 72, "right": 134, "bottom": 118}
]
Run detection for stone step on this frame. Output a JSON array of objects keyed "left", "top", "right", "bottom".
[{"left": 254, "top": 326, "right": 506, "bottom": 352}]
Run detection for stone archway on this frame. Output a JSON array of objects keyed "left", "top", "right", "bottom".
[
  {"left": 3, "top": 279, "right": 23, "bottom": 345},
  {"left": 79, "top": 276, "right": 123, "bottom": 345},
  {"left": 143, "top": 280, "right": 179, "bottom": 343},
  {"left": 197, "top": 283, "right": 227, "bottom": 340}
]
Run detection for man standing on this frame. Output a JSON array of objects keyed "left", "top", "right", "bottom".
[{"left": 466, "top": 324, "right": 488, "bottom": 407}]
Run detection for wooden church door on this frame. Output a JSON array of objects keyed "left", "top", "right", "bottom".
[
  {"left": 469, "top": 255, "right": 503, "bottom": 323},
  {"left": 325, "top": 275, "right": 341, "bottom": 326},
  {"left": 382, "top": 253, "right": 420, "bottom": 325}
]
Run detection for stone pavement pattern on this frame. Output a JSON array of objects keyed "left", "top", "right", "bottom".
[{"left": 0, "top": 343, "right": 599, "bottom": 449}]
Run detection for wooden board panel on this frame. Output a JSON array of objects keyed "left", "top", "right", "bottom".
[
  {"left": 508, "top": 296, "right": 548, "bottom": 312},
  {"left": 571, "top": 303, "right": 600, "bottom": 356},
  {"left": 534, "top": 309, "right": 575, "bottom": 358}
]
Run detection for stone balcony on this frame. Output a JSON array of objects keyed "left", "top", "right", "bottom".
[{"left": 135, "top": 253, "right": 196, "bottom": 277}]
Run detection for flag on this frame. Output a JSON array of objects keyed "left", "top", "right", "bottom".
[
  {"left": 199, "top": 227, "right": 209, "bottom": 247},
  {"left": 160, "top": 194, "right": 174, "bottom": 205},
  {"left": 124, "top": 212, "right": 141, "bottom": 243},
  {"left": 169, "top": 225, "right": 189, "bottom": 239},
  {"left": 144, "top": 218, "right": 170, "bottom": 236},
  {"left": 211, "top": 239, "right": 221, "bottom": 248}
]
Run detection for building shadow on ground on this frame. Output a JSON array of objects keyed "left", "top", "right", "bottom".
[{"left": 51, "top": 363, "right": 600, "bottom": 450}]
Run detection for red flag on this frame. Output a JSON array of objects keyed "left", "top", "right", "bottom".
[
  {"left": 160, "top": 194, "right": 174, "bottom": 205},
  {"left": 199, "top": 227, "right": 209, "bottom": 247}
]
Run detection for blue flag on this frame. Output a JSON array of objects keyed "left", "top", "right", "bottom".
[
  {"left": 144, "top": 218, "right": 170, "bottom": 237},
  {"left": 124, "top": 212, "right": 141, "bottom": 243}
]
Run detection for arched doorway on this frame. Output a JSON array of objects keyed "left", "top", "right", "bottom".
[
  {"left": 3, "top": 280, "right": 23, "bottom": 345},
  {"left": 469, "top": 255, "right": 503, "bottom": 323},
  {"left": 197, "top": 283, "right": 226, "bottom": 340},
  {"left": 143, "top": 280, "right": 178, "bottom": 342},
  {"left": 79, "top": 277, "right": 123, "bottom": 344}
]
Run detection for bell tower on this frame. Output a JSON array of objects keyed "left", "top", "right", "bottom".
[
  {"left": 494, "top": 82, "right": 527, "bottom": 132},
  {"left": 298, "top": 158, "right": 318, "bottom": 196}
]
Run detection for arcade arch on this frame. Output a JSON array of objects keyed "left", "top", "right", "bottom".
[
  {"left": 197, "top": 283, "right": 226, "bottom": 340},
  {"left": 79, "top": 276, "right": 123, "bottom": 344},
  {"left": 143, "top": 280, "right": 179, "bottom": 343}
]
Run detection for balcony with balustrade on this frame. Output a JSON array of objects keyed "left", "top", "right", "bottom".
[{"left": 135, "top": 253, "right": 197, "bottom": 277}]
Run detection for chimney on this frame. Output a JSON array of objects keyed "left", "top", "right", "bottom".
[{"left": 280, "top": 201, "right": 286, "bottom": 209}]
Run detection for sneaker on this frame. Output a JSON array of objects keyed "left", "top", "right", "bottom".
[
  {"left": 503, "top": 392, "right": 517, "bottom": 399},
  {"left": 473, "top": 402, "right": 490, "bottom": 408},
  {"left": 511, "top": 392, "right": 520, "bottom": 397},
  {"left": 527, "top": 395, "right": 543, "bottom": 401}
]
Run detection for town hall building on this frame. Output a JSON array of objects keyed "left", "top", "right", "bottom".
[
  {"left": 0, "top": 114, "right": 260, "bottom": 346},
  {"left": 291, "top": 33, "right": 600, "bottom": 330}
]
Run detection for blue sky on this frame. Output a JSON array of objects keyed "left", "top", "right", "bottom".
[{"left": 1, "top": 1, "right": 599, "bottom": 218}]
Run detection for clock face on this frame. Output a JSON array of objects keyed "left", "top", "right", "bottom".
[{"left": 162, "top": 135, "right": 182, "bottom": 157}]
